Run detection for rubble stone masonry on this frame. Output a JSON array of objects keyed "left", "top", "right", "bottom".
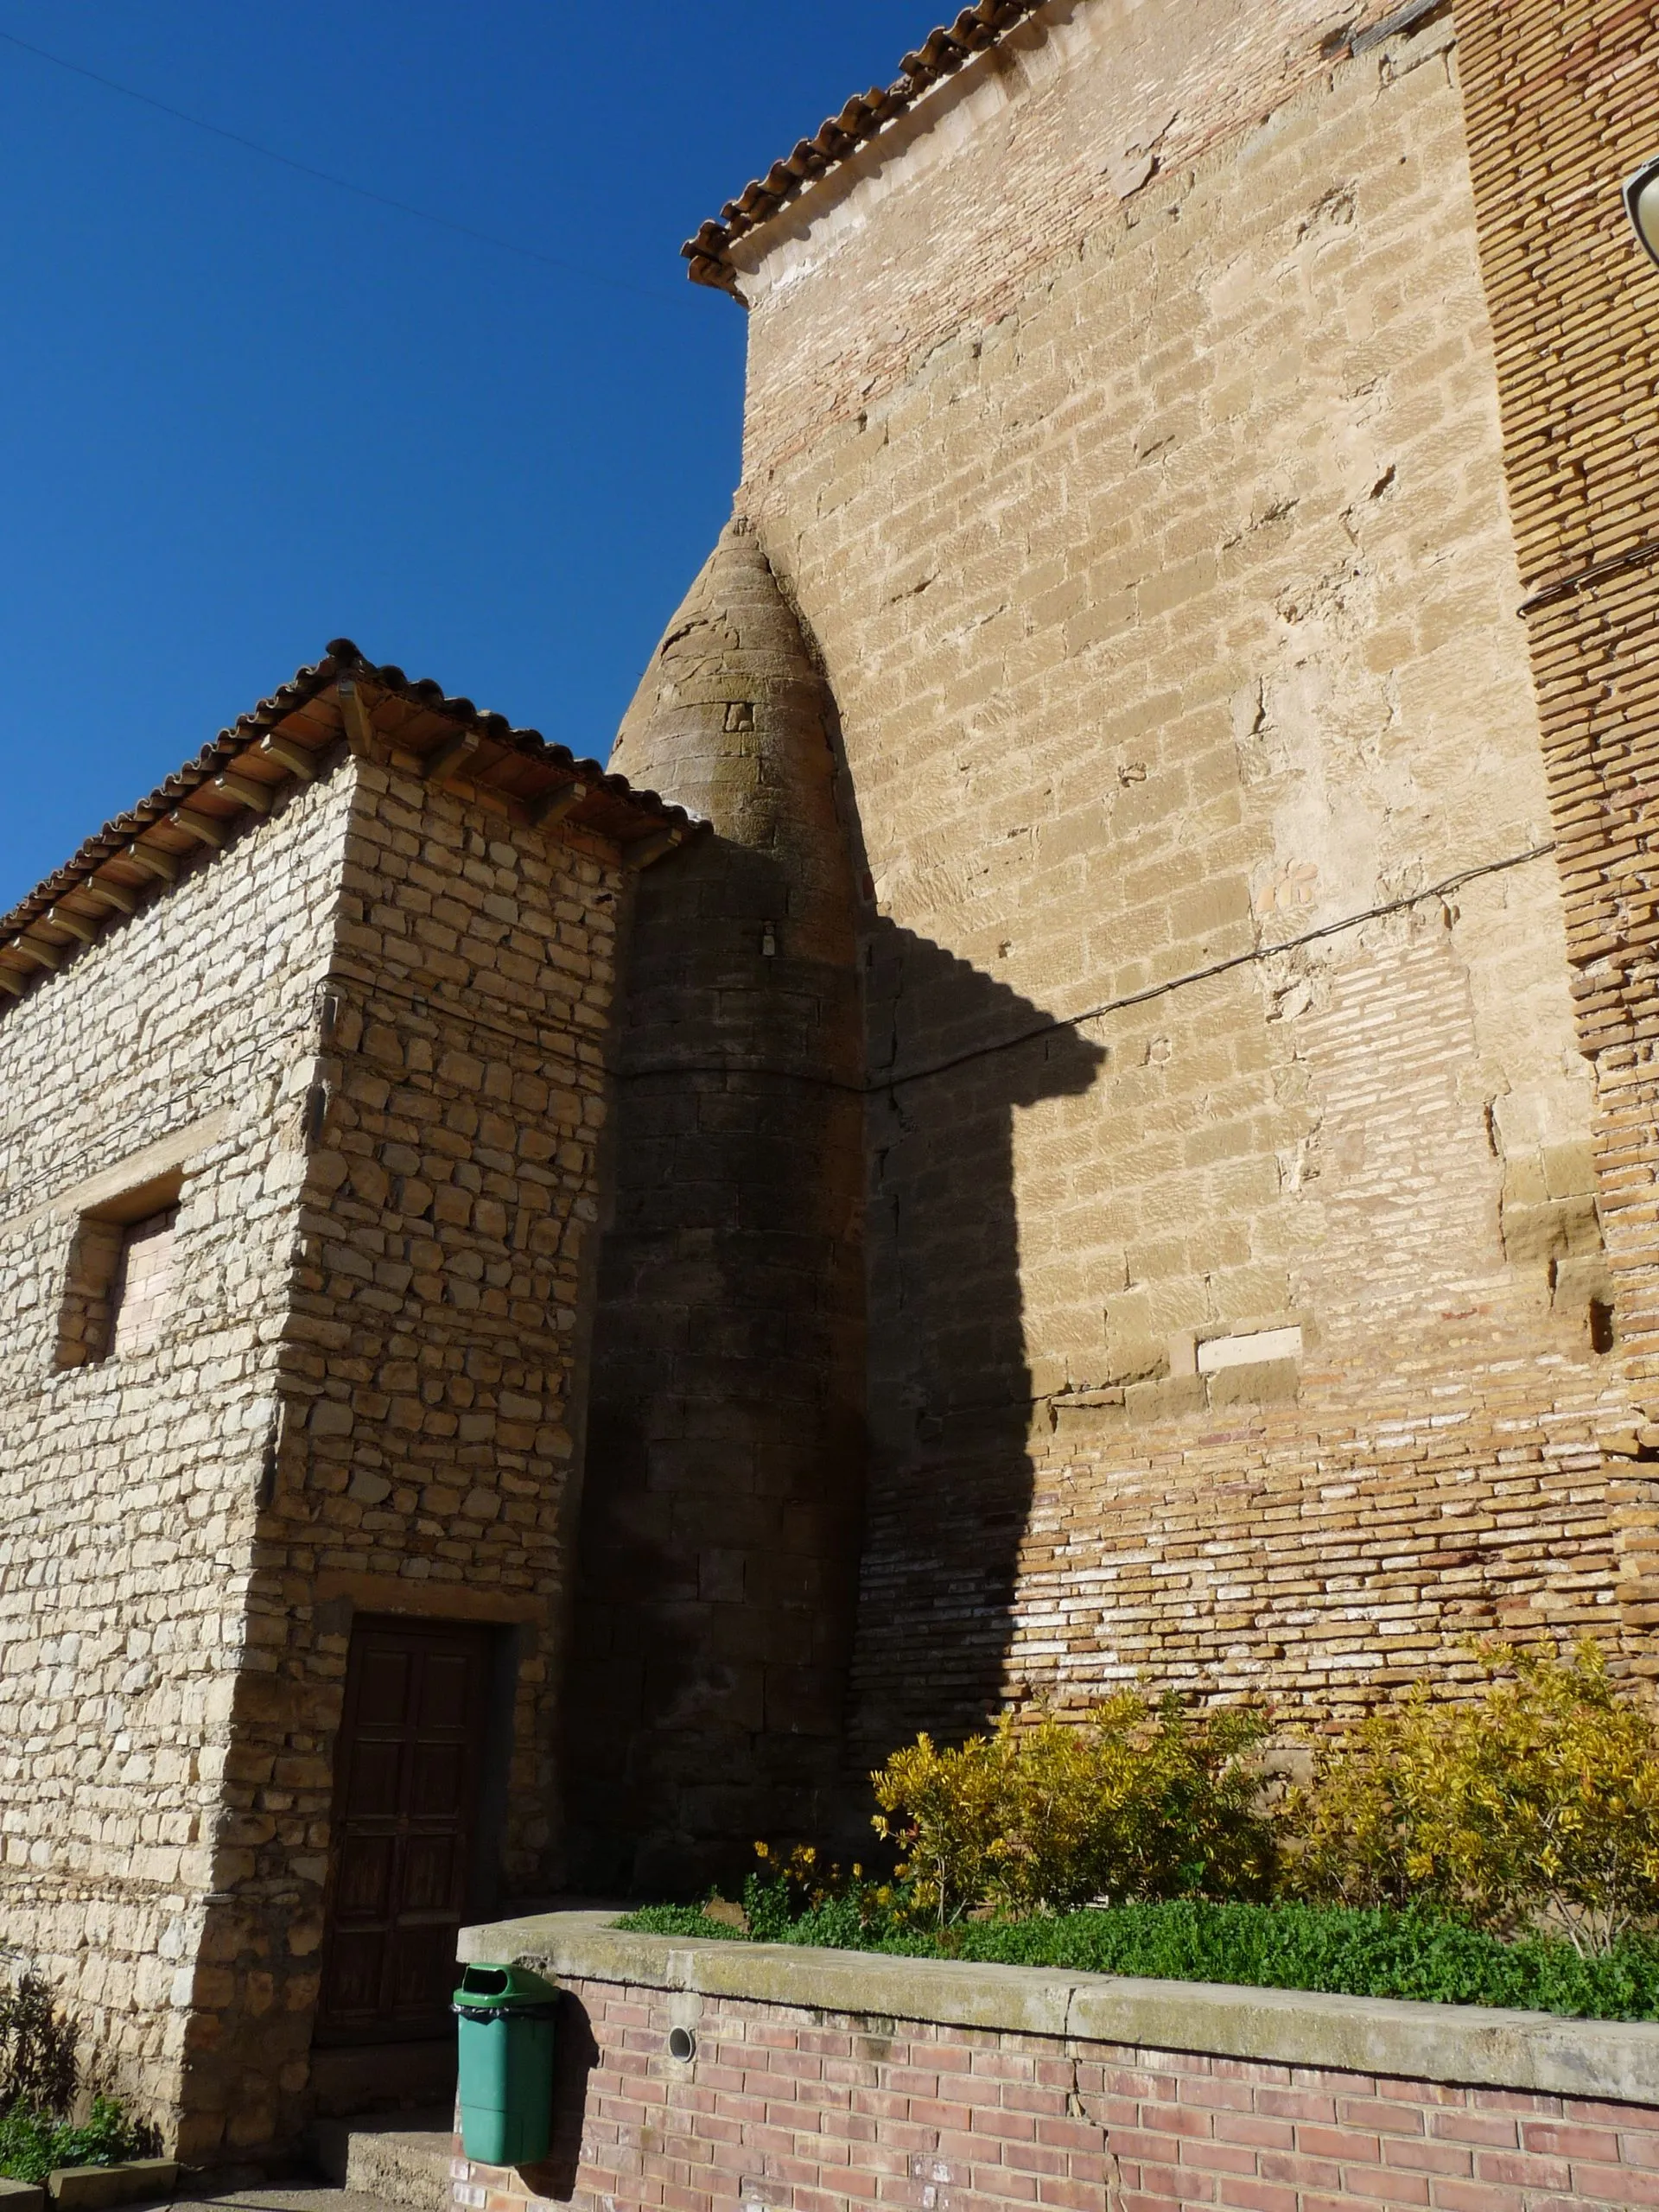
[
  {"left": 0, "top": 760, "right": 353, "bottom": 2140},
  {"left": 0, "top": 704, "right": 631, "bottom": 2157},
  {"left": 718, "top": 0, "right": 1656, "bottom": 1757}
]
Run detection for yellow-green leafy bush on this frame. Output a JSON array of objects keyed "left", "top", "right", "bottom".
[
  {"left": 1285, "top": 1641, "right": 1659, "bottom": 1953},
  {"left": 872, "top": 1692, "right": 1275, "bottom": 1924}
]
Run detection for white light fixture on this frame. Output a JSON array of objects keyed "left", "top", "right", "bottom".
[{"left": 1624, "top": 158, "right": 1659, "bottom": 269}]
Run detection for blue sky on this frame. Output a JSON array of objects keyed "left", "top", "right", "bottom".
[{"left": 0, "top": 3, "right": 933, "bottom": 912}]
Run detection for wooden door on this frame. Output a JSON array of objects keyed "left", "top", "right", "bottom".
[{"left": 316, "top": 1618, "right": 494, "bottom": 2044}]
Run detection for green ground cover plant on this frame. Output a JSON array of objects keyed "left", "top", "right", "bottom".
[
  {"left": 0, "top": 2096, "right": 160, "bottom": 2186},
  {"left": 614, "top": 1895, "right": 1659, "bottom": 2020},
  {"left": 0, "top": 1968, "right": 157, "bottom": 2184},
  {"left": 617, "top": 1641, "right": 1659, "bottom": 2020}
]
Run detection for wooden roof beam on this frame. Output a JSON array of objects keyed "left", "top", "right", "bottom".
[
  {"left": 170, "top": 810, "right": 226, "bottom": 849},
  {"left": 337, "top": 677, "right": 377, "bottom": 756},
  {"left": 624, "top": 826, "right": 686, "bottom": 871},
  {"left": 260, "top": 734, "right": 320, "bottom": 779},
  {"left": 526, "top": 777, "right": 588, "bottom": 828},
  {"left": 124, "top": 842, "right": 177, "bottom": 883},
  {"left": 215, "top": 770, "right": 273, "bottom": 813},
  {"left": 82, "top": 879, "right": 139, "bottom": 917},
  {"left": 45, "top": 906, "right": 100, "bottom": 945},
  {"left": 423, "top": 728, "right": 481, "bottom": 785}
]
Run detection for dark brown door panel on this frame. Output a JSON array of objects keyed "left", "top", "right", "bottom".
[
  {"left": 344, "top": 1739, "right": 405, "bottom": 1819},
  {"left": 316, "top": 1617, "right": 494, "bottom": 2044}
]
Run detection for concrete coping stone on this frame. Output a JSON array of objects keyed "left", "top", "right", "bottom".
[
  {"left": 0, "top": 2181, "right": 45, "bottom": 2212},
  {"left": 46, "top": 2162, "right": 179, "bottom": 2211},
  {"left": 459, "top": 1909, "right": 1659, "bottom": 2107}
]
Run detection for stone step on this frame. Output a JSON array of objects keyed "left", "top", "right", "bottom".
[
  {"left": 308, "top": 2041, "right": 455, "bottom": 2120},
  {"left": 311, "top": 2116, "right": 455, "bottom": 2212}
]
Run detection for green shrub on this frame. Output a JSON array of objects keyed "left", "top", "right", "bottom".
[
  {"left": 872, "top": 1693, "right": 1276, "bottom": 1923},
  {"left": 620, "top": 1645, "right": 1659, "bottom": 2012},
  {"left": 1285, "top": 1640, "right": 1659, "bottom": 1953},
  {"left": 0, "top": 2097, "right": 159, "bottom": 2185}
]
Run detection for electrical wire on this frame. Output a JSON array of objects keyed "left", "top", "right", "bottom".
[
  {"left": 617, "top": 842, "right": 1560, "bottom": 1095},
  {"left": 0, "top": 24, "right": 683, "bottom": 308},
  {"left": 872, "top": 840, "right": 1558, "bottom": 1091},
  {"left": 0, "top": 843, "right": 1561, "bottom": 1217}
]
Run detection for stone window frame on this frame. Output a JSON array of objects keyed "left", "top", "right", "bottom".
[{"left": 55, "top": 1168, "right": 184, "bottom": 1370}]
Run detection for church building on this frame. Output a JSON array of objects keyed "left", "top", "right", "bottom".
[{"left": 2, "top": 0, "right": 1656, "bottom": 2164}]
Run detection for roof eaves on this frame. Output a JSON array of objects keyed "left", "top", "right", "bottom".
[
  {"left": 0, "top": 639, "right": 702, "bottom": 1010},
  {"left": 683, "top": 0, "right": 1048, "bottom": 295}
]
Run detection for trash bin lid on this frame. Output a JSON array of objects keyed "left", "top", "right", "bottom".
[{"left": 452, "top": 1962, "right": 560, "bottom": 2011}]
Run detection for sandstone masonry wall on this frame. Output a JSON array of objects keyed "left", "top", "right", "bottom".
[
  {"left": 0, "top": 705, "right": 634, "bottom": 2158},
  {"left": 0, "top": 764, "right": 353, "bottom": 2133},
  {"left": 723, "top": 0, "right": 1651, "bottom": 1754},
  {"left": 564, "top": 524, "right": 867, "bottom": 1899},
  {"left": 205, "top": 745, "right": 627, "bottom": 2157}
]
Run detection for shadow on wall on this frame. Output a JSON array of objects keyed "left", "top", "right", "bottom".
[
  {"left": 517, "top": 1987, "right": 599, "bottom": 2204},
  {"left": 560, "top": 821, "right": 867, "bottom": 1902},
  {"left": 562, "top": 898, "right": 1104, "bottom": 1883},
  {"left": 845, "top": 920, "right": 1107, "bottom": 1783},
  {"left": 558, "top": 513, "right": 1106, "bottom": 1891}
]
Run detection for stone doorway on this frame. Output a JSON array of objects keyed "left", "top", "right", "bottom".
[{"left": 315, "top": 1616, "right": 494, "bottom": 2046}]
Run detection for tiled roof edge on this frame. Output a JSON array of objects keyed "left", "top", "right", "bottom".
[
  {"left": 0, "top": 638, "right": 699, "bottom": 1004},
  {"left": 682, "top": 0, "right": 1049, "bottom": 295}
]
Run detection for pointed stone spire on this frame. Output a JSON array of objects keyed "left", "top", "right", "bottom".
[{"left": 562, "top": 517, "right": 867, "bottom": 1897}]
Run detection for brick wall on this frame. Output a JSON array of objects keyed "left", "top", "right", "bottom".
[
  {"left": 457, "top": 1971, "right": 1659, "bottom": 2212},
  {"left": 1455, "top": 2, "right": 1659, "bottom": 1624},
  {"left": 707, "top": 0, "right": 1656, "bottom": 1759}
]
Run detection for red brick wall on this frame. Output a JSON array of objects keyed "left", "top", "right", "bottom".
[
  {"left": 455, "top": 1975, "right": 1659, "bottom": 2212},
  {"left": 1455, "top": 0, "right": 1659, "bottom": 1618}
]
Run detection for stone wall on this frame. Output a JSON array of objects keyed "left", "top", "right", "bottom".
[
  {"left": 0, "top": 690, "right": 639, "bottom": 2159},
  {"left": 206, "top": 740, "right": 629, "bottom": 2158},
  {"left": 0, "top": 761, "right": 353, "bottom": 2135},
  {"left": 454, "top": 1913, "right": 1659, "bottom": 2212},
  {"left": 715, "top": 0, "right": 1650, "bottom": 1755}
]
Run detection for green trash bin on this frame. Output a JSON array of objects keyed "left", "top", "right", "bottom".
[{"left": 453, "top": 1962, "right": 560, "bottom": 2168}]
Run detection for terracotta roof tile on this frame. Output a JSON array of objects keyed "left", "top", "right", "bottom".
[
  {"left": 683, "top": 0, "right": 1048, "bottom": 294},
  {"left": 0, "top": 638, "right": 701, "bottom": 1006}
]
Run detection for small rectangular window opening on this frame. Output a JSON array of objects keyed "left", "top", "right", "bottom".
[
  {"left": 110, "top": 1205, "right": 180, "bottom": 1356},
  {"left": 55, "top": 1173, "right": 182, "bottom": 1369}
]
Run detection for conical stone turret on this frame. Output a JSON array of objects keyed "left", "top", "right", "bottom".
[{"left": 561, "top": 517, "right": 866, "bottom": 1896}]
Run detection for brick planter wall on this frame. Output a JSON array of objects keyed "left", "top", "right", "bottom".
[{"left": 454, "top": 1915, "right": 1659, "bottom": 2212}]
